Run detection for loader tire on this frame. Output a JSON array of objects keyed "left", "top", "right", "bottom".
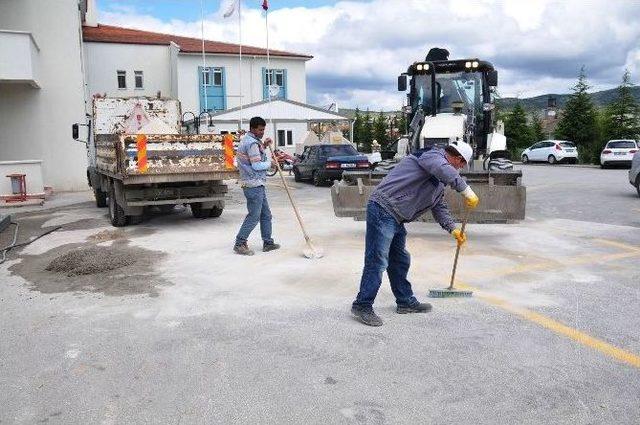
[
  {"left": 209, "top": 205, "right": 224, "bottom": 218},
  {"left": 94, "top": 188, "right": 107, "bottom": 208},
  {"left": 190, "top": 203, "right": 210, "bottom": 219},
  {"left": 108, "top": 186, "right": 127, "bottom": 227}
]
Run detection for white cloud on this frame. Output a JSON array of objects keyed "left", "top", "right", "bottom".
[{"left": 98, "top": 0, "right": 640, "bottom": 110}]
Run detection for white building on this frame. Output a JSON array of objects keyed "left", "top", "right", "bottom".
[
  {"left": 0, "top": 0, "right": 89, "bottom": 193},
  {"left": 0, "top": 0, "right": 333, "bottom": 193},
  {"left": 82, "top": 24, "right": 312, "bottom": 117},
  {"left": 209, "top": 99, "right": 351, "bottom": 155}
]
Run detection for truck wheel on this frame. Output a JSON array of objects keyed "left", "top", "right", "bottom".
[
  {"left": 548, "top": 155, "right": 557, "bottom": 164},
  {"left": 190, "top": 203, "right": 210, "bottom": 218},
  {"left": 293, "top": 168, "right": 302, "bottom": 182},
  {"left": 108, "top": 186, "right": 127, "bottom": 227},
  {"left": 94, "top": 188, "right": 108, "bottom": 208},
  {"left": 209, "top": 205, "right": 224, "bottom": 218},
  {"left": 636, "top": 175, "right": 640, "bottom": 198}
]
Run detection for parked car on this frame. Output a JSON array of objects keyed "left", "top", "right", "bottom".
[
  {"left": 521, "top": 140, "right": 578, "bottom": 164},
  {"left": 293, "top": 144, "right": 369, "bottom": 186},
  {"left": 629, "top": 150, "right": 640, "bottom": 197},
  {"left": 600, "top": 139, "right": 638, "bottom": 169}
]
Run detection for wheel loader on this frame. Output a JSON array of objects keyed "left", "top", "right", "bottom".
[{"left": 331, "top": 48, "right": 526, "bottom": 223}]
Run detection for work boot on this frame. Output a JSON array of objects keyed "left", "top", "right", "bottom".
[
  {"left": 234, "top": 243, "right": 254, "bottom": 256},
  {"left": 397, "top": 301, "right": 432, "bottom": 314},
  {"left": 351, "top": 306, "right": 383, "bottom": 327},
  {"left": 263, "top": 242, "right": 281, "bottom": 252}
]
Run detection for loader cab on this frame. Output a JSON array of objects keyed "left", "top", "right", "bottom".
[{"left": 398, "top": 58, "right": 498, "bottom": 153}]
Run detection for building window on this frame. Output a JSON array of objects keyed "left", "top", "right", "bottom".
[
  {"left": 277, "top": 129, "right": 294, "bottom": 147},
  {"left": 134, "top": 71, "right": 143, "bottom": 89},
  {"left": 117, "top": 70, "right": 126, "bottom": 89},
  {"left": 202, "top": 68, "right": 211, "bottom": 86},
  {"left": 212, "top": 68, "right": 223, "bottom": 86},
  {"left": 263, "top": 68, "right": 287, "bottom": 100}
]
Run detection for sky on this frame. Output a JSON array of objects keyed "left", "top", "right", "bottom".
[{"left": 97, "top": 0, "right": 640, "bottom": 111}]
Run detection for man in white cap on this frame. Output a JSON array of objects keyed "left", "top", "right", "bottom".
[{"left": 351, "top": 140, "right": 479, "bottom": 326}]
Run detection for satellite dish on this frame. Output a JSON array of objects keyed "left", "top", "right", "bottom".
[{"left": 268, "top": 85, "right": 280, "bottom": 97}]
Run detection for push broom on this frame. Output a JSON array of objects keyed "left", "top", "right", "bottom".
[
  {"left": 268, "top": 146, "right": 324, "bottom": 259},
  {"left": 428, "top": 208, "right": 473, "bottom": 298}
]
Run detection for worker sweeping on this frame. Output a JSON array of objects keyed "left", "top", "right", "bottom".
[
  {"left": 234, "top": 116, "right": 281, "bottom": 256},
  {"left": 351, "top": 141, "right": 479, "bottom": 326}
]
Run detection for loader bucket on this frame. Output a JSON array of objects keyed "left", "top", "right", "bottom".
[{"left": 331, "top": 170, "right": 526, "bottom": 223}]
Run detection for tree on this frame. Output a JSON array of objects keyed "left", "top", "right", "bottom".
[
  {"left": 362, "top": 109, "right": 373, "bottom": 152},
  {"left": 352, "top": 107, "right": 363, "bottom": 147},
  {"left": 602, "top": 70, "right": 640, "bottom": 141},
  {"left": 397, "top": 112, "right": 408, "bottom": 135},
  {"left": 555, "top": 67, "right": 599, "bottom": 163},
  {"left": 373, "top": 111, "right": 388, "bottom": 146},
  {"left": 504, "top": 102, "right": 532, "bottom": 156},
  {"left": 530, "top": 113, "right": 546, "bottom": 142}
]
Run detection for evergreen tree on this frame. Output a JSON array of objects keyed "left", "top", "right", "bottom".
[
  {"left": 397, "top": 112, "right": 408, "bottom": 135},
  {"left": 602, "top": 70, "right": 640, "bottom": 141},
  {"left": 362, "top": 109, "right": 373, "bottom": 152},
  {"left": 555, "top": 67, "right": 599, "bottom": 163},
  {"left": 352, "top": 107, "right": 363, "bottom": 147},
  {"left": 504, "top": 102, "right": 532, "bottom": 156},
  {"left": 530, "top": 113, "right": 546, "bottom": 142},
  {"left": 373, "top": 111, "right": 388, "bottom": 146}
]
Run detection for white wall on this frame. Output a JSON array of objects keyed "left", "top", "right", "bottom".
[
  {"left": 212, "top": 121, "right": 307, "bottom": 156},
  {"left": 0, "top": 0, "right": 88, "bottom": 192},
  {"left": 177, "top": 53, "right": 307, "bottom": 115},
  {"left": 84, "top": 42, "right": 172, "bottom": 98}
]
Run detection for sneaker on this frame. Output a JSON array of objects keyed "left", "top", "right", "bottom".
[
  {"left": 397, "top": 302, "right": 432, "bottom": 314},
  {"left": 263, "top": 242, "right": 281, "bottom": 252},
  {"left": 234, "top": 243, "right": 254, "bottom": 256},
  {"left": 351, "top": 306, "right": 383, "bottom": 327}
]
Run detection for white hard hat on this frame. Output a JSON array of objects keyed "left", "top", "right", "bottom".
[{"left": 449, "top": 140, "right": 473, "bottom": 164}]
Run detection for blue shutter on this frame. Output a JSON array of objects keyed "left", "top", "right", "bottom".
[
  {"left": 221, "top": 67, "right": 227, "bottom": 110},
  {"left": 262, "top": 67, "right": 268, "bottom": 100},
  {"left": 198, "top": 66, "right": 205, "bottom": 112},
  {"left": 282, "top": 69, "right": 288, "bottom": 100}
]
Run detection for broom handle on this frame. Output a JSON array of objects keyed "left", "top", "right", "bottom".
[
  {"left": 448, "top": 208, "right": 469, "bottom": 290},
  {"left": 268, "top": 146, "right": 312, "bottom": 243}
]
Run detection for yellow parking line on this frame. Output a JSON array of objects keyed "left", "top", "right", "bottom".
[
  {"left": 467, "top": 250, "right": 640, "bottom": 281},
  {"left": 456, "top": 282, "right": 640, "bottom": 368},
  {"left": 594, "top": 238, "right": 640, "bottom": 252}
]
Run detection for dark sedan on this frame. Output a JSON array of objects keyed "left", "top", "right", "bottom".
[{"left": 293, "top": 144, "right": 370, "bottom": 186}]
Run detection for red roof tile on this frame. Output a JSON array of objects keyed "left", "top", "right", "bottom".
[{"left": 82, "top": 24, "right": 312, "bottom": 59}]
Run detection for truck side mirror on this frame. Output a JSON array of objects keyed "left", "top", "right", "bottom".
[
  {"left": 397, "top": 75, "right": 407, "bottom": 92},
  {"left": 487, "top": 70, "right": 498, "bottom": 87},
  {"left": 72, "top": 123, "right": 79, "bottom": 140}
]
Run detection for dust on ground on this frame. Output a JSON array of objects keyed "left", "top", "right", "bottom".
[{"left": 4, "top": 203, "right": 168, "bottom": 297}]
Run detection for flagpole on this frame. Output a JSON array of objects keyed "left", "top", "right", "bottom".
[
  {"left": 200, "top": 0, "right": 208, "bottom": 113},
  {"left": 265, "top": 4, "right": 273, "bottom": 141},
  {"left": 239, "top": 0, "right": 243, "bottom": 131}
]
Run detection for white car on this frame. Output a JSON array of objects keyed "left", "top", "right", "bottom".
[
  {"left": 521, "top": 140, "right": 579, "bottom": 164},
  {"left": 600, "top": 139, "right": 638, "bottom": 169},
  {"left": 629, "top": 151, "right": 640, "bottom": 197}
]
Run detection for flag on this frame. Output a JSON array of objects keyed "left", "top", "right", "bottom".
[
  {"left": 223, "top": 0, "right": 240, "bottom": 18},
  {"left": 262, "top": 0, "right": 268, "bottom": 11}
]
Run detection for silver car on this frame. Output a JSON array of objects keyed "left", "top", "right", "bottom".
[{"left": 630, "top": 150, "right": 640, "bottom": 197}]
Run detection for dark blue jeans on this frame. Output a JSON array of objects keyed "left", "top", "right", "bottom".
[
  {"left": 353, "top": 201, "right": 418, "bottom": 310},
  {"left": 235, "top": 186, "right": 274, "bottom": 246}
]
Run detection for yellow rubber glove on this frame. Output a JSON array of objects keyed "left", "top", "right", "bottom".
[
  {"left": 461, "top": 186, "right": 479, "bottom": 209},
  {"left": 452, "top": 228, "right": 467, "bottom": 246}
]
